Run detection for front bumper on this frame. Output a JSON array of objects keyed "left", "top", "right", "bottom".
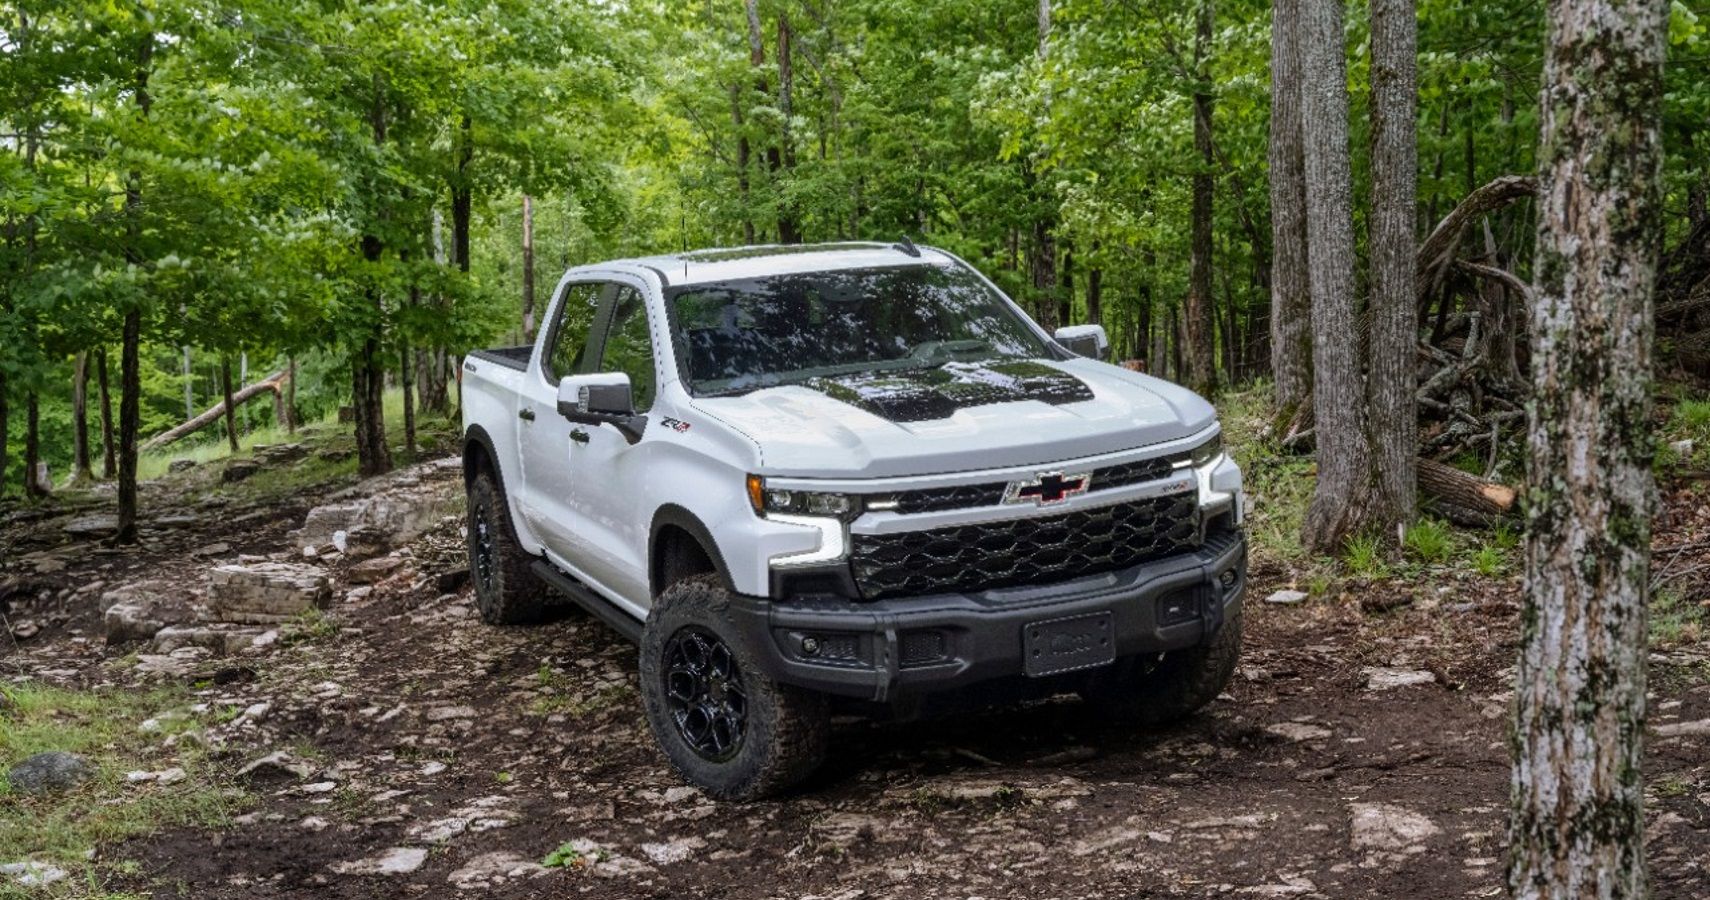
[{"left": 730, "top": 529, "right": 1246, "bottom": 702}]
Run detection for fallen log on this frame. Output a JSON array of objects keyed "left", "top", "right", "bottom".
[
  {"left": 1417, "top": 456, "right": 1518, "bottom": 527},
  {"left": 142, "top": 370, "right": 289, "bottom": 451}
]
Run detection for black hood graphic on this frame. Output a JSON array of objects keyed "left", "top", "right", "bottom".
[{"left": 802, "top": 360, "right": 1095, "bottom": 423}]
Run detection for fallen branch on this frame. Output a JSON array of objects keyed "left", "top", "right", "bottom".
[
  {"left": 1417, "top": 175, "right": 1536, "bottom": 303},
  {"left": 142, "top": 370, "right": 289, "bottom": 451}
]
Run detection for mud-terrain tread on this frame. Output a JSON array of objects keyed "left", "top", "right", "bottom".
[
  {"left": 467, "top": 470, "right": 551, "bottom": 625},
  {"left": 1082, "top": 608, "right": 1243, "bottom": 726},
  {"left": 640, "top": 574, "right": 829, "bottom": 801}
]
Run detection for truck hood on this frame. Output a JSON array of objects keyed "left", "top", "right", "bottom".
[{"left": 690, "top": 357, "right": 1216, "bottom": 478}]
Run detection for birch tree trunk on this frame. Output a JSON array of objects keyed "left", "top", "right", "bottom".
[
  {"left": 1367, "top": 0, "right": 1419, "bottom": 536},
  {"left": 1267, "top": 30, "right": 1307, "bottom": 290},
  {"left": 1508, "top": 0, "right": 1667, "bottom": 895},
  {"left": 1184, "top": 0, "right": 1219, "bottom": 398},
  {"left": 1298, "top": 0, "right": 1377, "bottom": 552}
]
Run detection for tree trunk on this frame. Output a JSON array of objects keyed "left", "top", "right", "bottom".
[
  {"left": 97, "top": 346, "right": 115, "bottom": 478},
  {"left": 23, "top": 392, "right": 44, "bottom": 497},
  {"left": 745, "top": 0, "right": 786, "bottom": 243},
  {"left": 731, "top": 83, "right": 755, "bottom": 244},
  {"left": 220, "top": 355, "right": 239, "bottom": 453},
  {"left": 776, "top": 12, "right": 801, "bottom": 243},
  {"left": 1060, "top": 241, "right": 1075, "bottom": 328},
  {"left": 354, "top": 76, "right": 393, "bottom": 480},
  {"left": 522, "top": 194, "right": 536, "bottom": 342},
  {"left": 1086, "top": 265, "right": 1103, "bottom": 327},
  {"left": 1367, "top": 0, "right": 1419, "bottom": 537},
  {"left": 401, "top": 341, "right": 417, "bottom": 455},
  {"left": 1298, "top": 0, "right": 1377, "bottom": 552},
  {"left": 181, "top": 346, "right": 193, "bottom": 419},
  {"left": 72, "top": 352, "right": 94, "bottom": 483},
  {"left": 1269, "top": 0, "right": 1312, "bottom": 415},
  {"left": 1508, "top": 0, "right": 1665, "bottom": 895},
  {"left": 1184, "top": 0, "right": 1218, "bottom": 398},
  {"left": 284, "top": 355, "right": 298, "bottom": 433},
  {"left": 117, "top": 309, "right": 141, "bottom": 543},
  {"left": 1030, "top": 218, "right": 1059, "bottom": 331},
  {"left": 452, "top": 115, "right": 473, "bottom": 275},
  {"left": 0, "top": 372, "right": 8, "bottom": 494},
  {"left": 116, "top": 32, "right": 152, "bottom": 546}
]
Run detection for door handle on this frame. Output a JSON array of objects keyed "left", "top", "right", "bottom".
[
  {"left": 570, "top": 428, "right": 590, "bottom": 445},
  {"left": 518, "top": 408, "right": 535, "bottom": 422}
]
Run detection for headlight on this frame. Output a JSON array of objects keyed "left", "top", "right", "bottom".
[
  {"left": 746, "top": 475, "right": 861, "bottom": 521},
  {"left": 1189, "top": 432, "right": 1223, "bottom": 468}
]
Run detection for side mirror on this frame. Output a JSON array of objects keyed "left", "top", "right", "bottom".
[
  {"left": 1055, "top": 324, "right": 1111, "bottom": 361},
  {"left": 556, "top": 374, "right": 648, "bottom": 444}
]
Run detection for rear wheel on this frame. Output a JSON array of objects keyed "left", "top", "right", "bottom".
[
  {"left": 639, "top": 575, "right": 828, "bottom": 800},
  {"left": 1080, "top": 608, "right": 1243, "bottom": 726},
  {"left": 466, "top": 469, "right": 550, "bottom": 625}
]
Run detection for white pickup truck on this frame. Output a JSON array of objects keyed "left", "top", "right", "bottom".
[{"left": 460, "top": 241, "right": 1245, "bottom": 799}]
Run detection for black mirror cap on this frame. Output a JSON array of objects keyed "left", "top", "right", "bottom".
[
  {"left": 584, "top": 382, "right": 634, "bottom": 416},
  {"left": 1060, "top": 334, "right": 1108, "bottom": 361}
]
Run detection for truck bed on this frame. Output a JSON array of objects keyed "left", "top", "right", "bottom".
[{"left": 468, "top": 345, "right": 533, "bottom": 371}]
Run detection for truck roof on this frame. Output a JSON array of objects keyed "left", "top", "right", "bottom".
[{"left": 599, "top": 241, "right": 958, "bottom": 288}]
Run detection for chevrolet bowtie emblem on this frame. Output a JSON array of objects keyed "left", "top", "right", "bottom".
[{"left": 1004, "top": 471, "right": 1090, "bottom": 506}]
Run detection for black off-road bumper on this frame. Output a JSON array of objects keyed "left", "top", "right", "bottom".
[{"left": 731, "top": 529, "right": 1246, "bottom": 702}]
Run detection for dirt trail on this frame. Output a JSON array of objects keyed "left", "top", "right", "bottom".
[{"left": 4, "top": 464, "right": 1709, "bottom": 899}]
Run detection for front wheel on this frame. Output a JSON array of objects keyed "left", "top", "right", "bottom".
[
  {"left": 639, "top": 575, "right": 829, "bottom": 800},
  {"left": 1080, "top": 608, "right": 1243, "bottom": 726},
  {"left": 466, "top": 470, "right": 550, "bottom": 625}
]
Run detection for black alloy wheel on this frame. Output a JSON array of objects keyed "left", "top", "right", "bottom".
[{"left": 662, "top": 626, "right": 748, "bottom": 762}]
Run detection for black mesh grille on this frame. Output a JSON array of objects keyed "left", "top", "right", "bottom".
[
  {"left": 891, "top": 482, "right": 1008, "bottom": 514},
  {"left": 1091, "top": 455, "right": 1183, "bottom": 490},
  {"left": 850, "top": 492, "right": 1201, "bottom": 599}
]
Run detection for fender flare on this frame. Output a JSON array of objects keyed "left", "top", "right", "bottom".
[
  {"left": 649, "top": 504, "right": 737, "bottom": 597},
  {"left": 462, "top": 424, "right": 504, "bottom": 493}
]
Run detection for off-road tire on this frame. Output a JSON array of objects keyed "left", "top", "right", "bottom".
[
  {"left": 1080, "top": 608, "right": 1243, "bottom": 726},
  {"left": 640, "top": 575, "right": 829, "bottom": 800},
  {"left": 466, "top": 470, "right": 551, "bottom": 625}
]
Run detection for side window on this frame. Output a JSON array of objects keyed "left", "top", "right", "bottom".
[
  {"left": 599, "top": 286, "right": 657, "bottom": 413},
  {"left": 545, "top": 283, "right": 603, "bottom": 382}
]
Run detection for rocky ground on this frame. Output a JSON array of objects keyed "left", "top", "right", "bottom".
[{"left": 3, "top": 440, "right": 1709, "bottom": 899}]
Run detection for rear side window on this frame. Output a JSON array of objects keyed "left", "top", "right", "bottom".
[
  {"left": 599, "top": 286, "right": 657, "bottom": 413},
  {"left": 545, "top": 282, "right": 603, "bottom": 382}
]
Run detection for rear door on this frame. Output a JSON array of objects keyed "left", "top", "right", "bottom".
[{"left": 517, "top": 279, "right": 610, "bottom": 561}]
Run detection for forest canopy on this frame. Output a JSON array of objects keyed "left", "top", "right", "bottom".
[{"left": 1, "top": 0, "right": 1707, "bottom": 498}]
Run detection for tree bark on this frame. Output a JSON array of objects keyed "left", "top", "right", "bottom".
[
  {"left": 1060, "top": 241, "right": 1075, "bottom": 328},
  {"left": 0, "top": 372, "right": 9, "bottom": 495},
  {"left": 116, "top": 31, "right": 152, "bottom": 546},
  {"left": 284, "top": 355, "right": 298, "bottom": 433},
  {"left": 401, "top": 341, "right": 417, "bottom": 455},
  {"left": 1030, "top": 218, "right": 1059, "bottom": 331},
  {"left": 220, "top": 355, "right": 239, "bottom": 453},
  {"left": 776, "top": 12, "right": 801, "bottom": 243},
  {"left": 354, "top": 75, "right": 393, "bottom": 479},
  {"left": 1508, "top": 0, "right": 1666, "bottom": 895},
  {"left": 1184, "top": 0, "right": 1218, "bottom": 398},
  {"left": 452, "top": 115, "right": 472, "bottom": 275},
  {"left": 97, "top": 346, "right": 115, "bottom": 478},
  {"left": 1298, "top": 0, "right": 1377, "bottom": 552},
  {"left": 1269, "top": 0, "right": 1311, "bottom": 412},
  {"left": 72, "top": 352, "right": 94, "bottom": 483},
  {"left": 23, "top": 392, "right": 44, "bottom": 496},
  {"left": 1367, "top": 0, "right": 1419, "bottom": 537},
  {"left": 1086, "top": 265, "right": 1103, "bottom": 327}
]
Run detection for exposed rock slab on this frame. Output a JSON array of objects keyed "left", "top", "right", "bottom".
[{"left": 207, "top": 562, "right": 330, "bottom": 624}]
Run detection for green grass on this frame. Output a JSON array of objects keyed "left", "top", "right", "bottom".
[
  {"left": 1651, "top": 589, "right": 1705, "bottom": 646},
  {"left": 1470, "top": 545, "right": 1509, "bottom": 578},
  {"left": 0, "top": 682, "right": 247, "bottom": 893},
  {"left": 1343, "top": 533, "right": 1387, "bottom": 577},
  {"left": 1403, "top": 519, "right": 1454, "bottom": 565}
]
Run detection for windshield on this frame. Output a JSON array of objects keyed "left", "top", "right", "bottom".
[{"left": 666, "top": 263, "right": 1052, "bottom": 395}]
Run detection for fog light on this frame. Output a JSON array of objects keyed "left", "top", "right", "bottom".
[
  {"left": 801, "top": 636, "right": 820, "bottom": 656},
  {"left": 1220, "top": 569, "right": 1237, "bottom": 589}
]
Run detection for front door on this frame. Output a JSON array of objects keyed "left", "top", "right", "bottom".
[
  {"left": 557, "top": 282, "right": 660, "bottom": 606},
  {"left": 517, "top": 279, "right": 608, "bottom": 565}
]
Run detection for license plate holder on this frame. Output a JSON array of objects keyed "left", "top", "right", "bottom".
[{"left": 1023, "top": 611, "right": 1115, "bottom": 677}]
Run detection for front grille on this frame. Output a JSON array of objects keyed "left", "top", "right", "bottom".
[
  {"left": 850, "top": 492, "right": 1201, "bottom": 599},
  {"left": 891, "top": 482, "right": 1007, "bottom": 514},
  {"left": 879, "top": 452, "right": 1186, "bottom": 515}
]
